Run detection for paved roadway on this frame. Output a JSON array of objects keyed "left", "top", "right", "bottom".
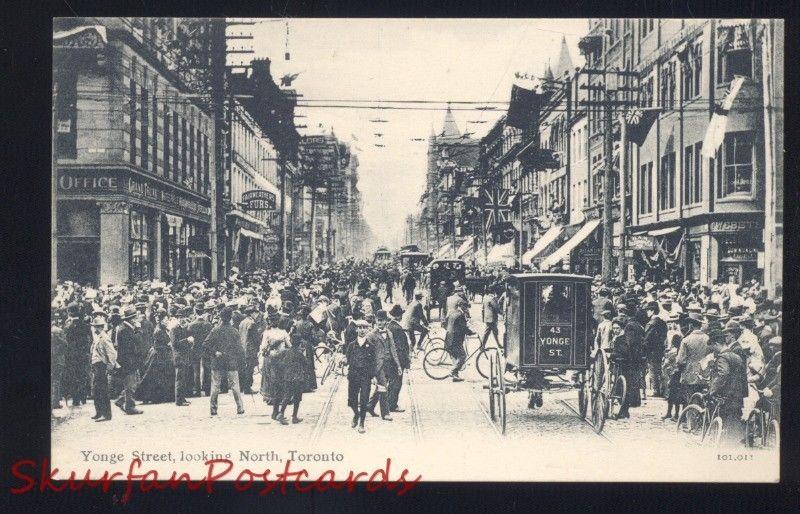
[{"left": 51, "top": 291, "right": 779, "bottom": 482}]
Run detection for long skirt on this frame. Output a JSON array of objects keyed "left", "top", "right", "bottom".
[
  {"left": 620, "top": 362, "right": 642, "bottom": 408},
  {"left": 135, "top": 346, "right": 175, "bottom": 404},
  {"left": 260, "top": 353, "right": 285, "bottom": 406}
]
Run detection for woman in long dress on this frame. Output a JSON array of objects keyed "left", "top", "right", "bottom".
[
  {"left": 136, "top": 310, "right": 175, "bottom": 404},
  {"left": 259, "top": 309, "right": 291, "bottom": 423}
]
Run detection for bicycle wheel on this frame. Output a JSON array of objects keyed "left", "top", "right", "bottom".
[
  {"left": 475, "top": 347, "right": 494, "bottom": 380},
  {"left": 608, "top": 375, "right": 627, "bottom": 420},
  {"left": 705, "top": 417, "right": 723, "bottom": 448},
  {"left": 423, "top": 336, "right": 445, "bottom": 353},
  {"left": 314, "top": 345, "right": 331, "bottom": 364},
  {"left": 744, "top": 409, "right": 764, "bottom": 448},
  {"left": 766, "top": 419, "right": 779, "bottom": 449},
  {"left": 676, "top": 404, "right": 706, "bottom": 444},
  {"left": 488, "top": 353, "right": 497, "bottom": 421},
  {"left": 591, "top": 391, "right": 606, "bottom": 434},
  {"left": 578, "top": 372, "right": 590, "bottom": 419},
  {"left": 687, "top": 392, "right": 705, "bottom": 407},
  {"left": 423, "top": 347, "right": 454, "bottom": 380}
]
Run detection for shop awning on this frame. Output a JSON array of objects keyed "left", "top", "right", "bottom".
[
  {"left": 435, "top": 243, "right": 453, "bottom": 259},
  {"left": 540, "top": 219, "right": 601, "bottom": 270},
  {"left": 522, "top": 225, "right": 564, "bottom": 265},
  {"left": 239, "top": 228, "right": 263, "bottom": 241},
  {"left": 487, "top": 241, "right": 516, "bottom": 265},
  {"left": 456, "top": 236, "right": 475, "bottom": 258},
  {"left": 648, "top": 226, "right": 681, "bottom": 237}
]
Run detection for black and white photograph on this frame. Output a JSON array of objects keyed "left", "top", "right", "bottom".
[{"left": 47, "top": 17, "right": 783, "bottom": 484}]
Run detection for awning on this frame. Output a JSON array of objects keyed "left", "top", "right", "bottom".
[
  {"left": 487, "top": 241, "right": 515, "bottom": 265},
  {"left": 540, "top": 219, "right": 601, "bottom": 270},
  {"left": 648, "top": 226, "right": 681, "bottom": 237},
  {"left": 239, "top": 228, "right": 263, "bottom": 241},
  {"left": 436, "top": 243, "right": 453, "bottom": 259},
  {"left": 522, "top": 225, "right": 564, "bottom": 264},
  {"left": 456, "top": 236, "right": 475, "bottom": 258}
]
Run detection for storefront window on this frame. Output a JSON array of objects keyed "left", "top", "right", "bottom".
[
  {"left": 717, "top": 132, "right": 753, "bottom": 198},
  {"left": 129, "top": 209, "right": 153, "bottom": 282},
  {"left": 688, "top": 240, "right": 701, "bottom": 281}
]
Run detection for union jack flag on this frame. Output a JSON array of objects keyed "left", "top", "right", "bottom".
[{"left": 482, "top": 188, "right": 511, "bottom": 233}]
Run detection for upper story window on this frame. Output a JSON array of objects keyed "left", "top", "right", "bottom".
[
  {"left": 717, "top": 131, "right": 754, "bottom": 198},
  {"left": 716, "top": 24, "right": 753, "bottom": 84},
  {"left": 659, "top": 60, "right": 677, "bottom": 109},
  {"left": 639, "top": 19, "right": 655, "bottom": 40},
  {"left": 56, "top": 73, "right": 78, "bottom": 159},
  {"left": 682, "top": 41, "right": 703, "bottom": 100},
  {"left": 641, "top": 75, "right": 655, "bottom": 108}
]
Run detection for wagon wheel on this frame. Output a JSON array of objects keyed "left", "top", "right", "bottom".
[
  {"left": 495, "top": 351, "right": 507, "bottom": 435},
  {"left": 591, "top": 390, "right": 606, "bottom": 434},
  {"left": 578, "top": 371, "right": 590, "bottom": 419},
  {"left": 488, "top": 352, "right": 497, "bottom": 421}
]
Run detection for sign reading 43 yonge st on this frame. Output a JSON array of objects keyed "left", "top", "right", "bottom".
[{"left": 241, "top": 189, "right": 276, "bottom": 211}]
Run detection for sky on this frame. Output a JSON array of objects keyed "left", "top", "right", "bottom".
[{"left": 245, "top": 18, "right": 587, "bottom": 250}]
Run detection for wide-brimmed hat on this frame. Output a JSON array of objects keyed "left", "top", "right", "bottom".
[
  {"left": 723, "top": 319, "right": 743, "bottom": 333},
  {"left": 687, "top": 312, "right": 704, "bottom": 324},
  {"left": 122, "top": 306, "right": 137, "bottom": 320},
  {"left": 388, "top": 304, "right": 404, "bottom": 318}
]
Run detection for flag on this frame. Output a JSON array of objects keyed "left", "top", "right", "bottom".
[
  {"left": 624, "top": 107, "right": 660, "bottom": 146},
  {"left": 482, "top": 188, "right": 511, "bottom": 233},
  {"left": 701, "top": 75, "right": 746, "bottom": 158},
  {"left": 506, "top": 85, "right": 542, "bottom": 130}
]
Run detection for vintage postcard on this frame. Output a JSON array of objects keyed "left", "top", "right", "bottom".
[{"left": 47, "top": 17, "right": 782, "bottom": 489}]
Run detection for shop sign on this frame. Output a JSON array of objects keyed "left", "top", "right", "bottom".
[
  {"left": 720, "top": 244, "right": 757, "bottom": 262},
  {"left": 58, "top": 169, "right": 121, "bottom": 192},
  {"left": 627, "top": 234, "right": 655, "bottom": 251},
  {"left": 241, "top": 189, "right": 276, "bottom": 211},
  {"left": 127, "top": 176, "right": 211, "bottom": 217},
  {"left": 710, "top": 220, "right": 758, "bottom": 233}
]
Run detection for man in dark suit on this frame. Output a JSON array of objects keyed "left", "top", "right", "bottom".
[
  {"left": 63, "top": 302, "right": 92, "bottom": 406},
  {"left": 170, "top": 307, "right": 194, "bottom": 406},
  {"left": 386, "top": 305, "right": 410, "bottom": 412},
  {"left": 188, "top": 303, "right": 213, "bottom": 396},
  {"left": 401, "top": 292, "right": 428, "bottom": 350},
  {"left": 445, "top": 299, "right": 474, "bottom": 382},
  {"left": 134, "top": 300, "right": 154, "bottom": 374},
  {"left": 709, "top": 326, "right": 748, "bottom": 446},
  {"left": 366, "top": 310, "right": 401, "bottom": 420},
  {"left": 114, "top": 306, "right": 143, "bottom": 415},
  {"left": 643, "top": 301, "right": 668, "bottom": 397}
]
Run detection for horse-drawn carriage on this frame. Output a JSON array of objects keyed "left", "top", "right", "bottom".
[{"left": 488, "top": 273, "right": 616, "bottom": 434}]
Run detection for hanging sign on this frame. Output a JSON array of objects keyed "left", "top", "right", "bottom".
[{"left": 241, "top": 190, "right": 276, "bottom": 211}]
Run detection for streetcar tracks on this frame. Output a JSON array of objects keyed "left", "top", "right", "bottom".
[
  {"left": 557, "top": 398, "right": 614, "bottom": 444},
  {"left": 472, "top": 384, "right": 504, "bottom": 441},
  {"left": 406, "top": 371, "right": 424, "bottom": 443},
  {"left": 309, "top": 372, "right": 342, "bottom": 444}
]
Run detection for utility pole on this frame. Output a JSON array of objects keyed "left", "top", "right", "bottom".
[
  {"left": 601, "top": 90, "right": 614, "bottom": 281},
  {"left": 327, "top": 180, "right": 333, "bottom": 263},
  {"left": 618, "top": 113, "right": 627, "bottom": 281},
  {"left": 450, "top": 196, "right": 456, "bottom": 255},
  {"left": 310, "top": 186, "right": 316, "bottom": 267},
  {"left": 209, "top": 18, "right": 226, "bottom": 283}
]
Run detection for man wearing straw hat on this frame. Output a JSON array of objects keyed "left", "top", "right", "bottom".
[{"left": 90, "top": 312, "right": 118, "bottom": 422}]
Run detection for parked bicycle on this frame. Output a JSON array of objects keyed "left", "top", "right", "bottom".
[
  {"left": 676, "top": 393, "right": 724, "bottom": 447},
  {"left": 316, "top": 332, "right": 348, "bottom": 385},
  {"left": 744, "top": 389, "right": 780, "bottom": 449}
]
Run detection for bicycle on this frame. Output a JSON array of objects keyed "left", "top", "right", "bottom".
[
  {"left": 744, "top": 390, "right": 780, "bottom": 449},
  {"left": 422, "top": 330, "right": 497, "bottom": 381},
  {"left": 411, "top": 323, "right": 445, "bottom": 357},
  {"left": 588, "top": 349, "right": 627, "bottom": 433},
  {"left": 319, "top": 333, "right": 348, "bottom": 385},
  {"left": 676, "top": 393, "right": 725, "bottom": 447}
]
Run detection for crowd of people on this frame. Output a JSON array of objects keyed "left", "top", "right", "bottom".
[
  {"left": 51, "top": 260, "right": 425, "bottom": 433},
  {"left": 51, "top": 257, "right": 781, "bottom": 445},
  {"left": 587, "top": 274, "right": 782, "bottom": 444}
]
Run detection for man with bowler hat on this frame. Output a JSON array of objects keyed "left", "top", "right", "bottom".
[{"left": 114, "top": 306, "right": 143, "bottom": 415}]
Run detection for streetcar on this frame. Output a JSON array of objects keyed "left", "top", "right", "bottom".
[
  {"left": 373, "top": 246, "right": 393, "bottom": 264},
  {"left": 487, "top": 273, "right": 612, "bottom": 434},
  {"left": 398, "top": 245, "right": 431, "bottom": 270},
  {"left": 425, "top": 258, "right": 466, "bottom": 320}
]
